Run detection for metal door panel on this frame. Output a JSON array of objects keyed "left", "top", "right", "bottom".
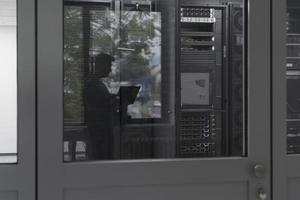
[
  {"left": 0, "top": 192, "right": 18, "bottom": 200},
  {"left": 0, "top": 0, "right": 36, "bottom": 199},
  {"left": 63, "top": 182, "right": 248, "bottom": 200}
]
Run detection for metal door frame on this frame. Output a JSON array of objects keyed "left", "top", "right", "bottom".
[{"left": 0, "top": 0, "right": 36, "bottom": 199}]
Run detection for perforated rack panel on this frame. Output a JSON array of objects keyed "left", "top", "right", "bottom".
[{"left": 178, "top": 112, "right": 217, "bottom": 157}]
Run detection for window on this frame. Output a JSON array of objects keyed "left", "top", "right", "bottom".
[
  {"left": 63, "top": 0, "right": 247, "bottom": 162},
  {"left": 0, "top": 0, "right": 17, "bottom": 163}
]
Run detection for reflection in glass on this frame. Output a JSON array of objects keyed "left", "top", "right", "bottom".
[
  {"left": 287, "top": 0, "right": 300, "bottom": 154},
  {"left": 63, "top": 0, "right": 246, "bottom": 162},
  {"left": 119, "top": 11, "right": 162, "bottom": 119},
  {"left": 0, "top": 0, "right": 17, "bottom": 163}
]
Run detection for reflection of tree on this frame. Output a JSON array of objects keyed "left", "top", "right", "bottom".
[
  {"left": 119, "top": 11, "right": 160, "bottom": 82},
  {"left": 117, "top": 11, "right": 162, "bottom": 118},
  {"left": 90, "top": 10, "right": 118, "bottom": 56},
  {"left": 64, "top": 6, "right": 84, "bottom": 122},
  {"left": 64, "top": 6, "right": 162, "bottom": 121},
  {"left": 90, "top": 10, "right": 120, "bottom": 89}
]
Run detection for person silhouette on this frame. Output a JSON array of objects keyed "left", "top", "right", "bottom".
[{"left": 84, "top": 53, "right": 115, "bottom": 160}]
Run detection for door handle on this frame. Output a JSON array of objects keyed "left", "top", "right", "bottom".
[
  {"left": 253, "top": 164, "right": 266, "bottom": 178},
  {"left": 257, "top": 187, "right": 267, "bottom": 200}
]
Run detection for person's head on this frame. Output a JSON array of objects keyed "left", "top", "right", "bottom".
[{"left": 91, "top": 53, "right": 114, "bottom": 78}]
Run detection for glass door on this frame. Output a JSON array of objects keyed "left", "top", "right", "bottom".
[
  {"left": 273, "top": 0, "right": 300, "bottom": 199},
  {"left": 38, "top": 0, "right": 271, "bottom": 199},
  {"left": 62, "top": 0, "right": 247, "bottom": 162}
]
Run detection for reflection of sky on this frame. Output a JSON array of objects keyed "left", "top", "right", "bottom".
[
  {"left": 150, "top": 12, "right": 161, "bottom": 67},
  {"left": 150, "top": 45, "right": 161, "bottom": 66},
  {"left": 102, "top": 11, "right": 162, "bottom": 119},
  {"left": 122, "top": 11, "right": 161, "bottom": 68}
]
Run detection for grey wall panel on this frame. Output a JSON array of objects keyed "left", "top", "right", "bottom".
[{"left": 64, "top": 182, "right": 248, "bottom": 200}]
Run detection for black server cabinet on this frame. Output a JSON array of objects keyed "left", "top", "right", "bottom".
[
  {"left": 176, "top": 0, "right": 245, "bottom": 158},
  {"left": 287, "top": 0, "right": 300, "bottom": 154}
]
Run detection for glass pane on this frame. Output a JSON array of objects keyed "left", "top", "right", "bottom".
[
  {"left": 63, "top": 0, "right": 247, "bottom": 162},
  {"left": 287, "top": 0, "right": 300, "bottom": 154},
  {"left": 0, "top": 0, "right": 17, "bottom": 163},
  {"left": 119, "top": 9, "right": 162, "bottom": 119}
]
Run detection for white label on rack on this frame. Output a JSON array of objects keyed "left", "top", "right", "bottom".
[{"left": 181, "top": 17, "right": 216, "bottom": 23}]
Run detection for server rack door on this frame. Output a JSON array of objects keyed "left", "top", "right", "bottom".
[
  {"left": 37, "top": 0, "right": 270, "bottom": 199},
  {"left": 273, "top": 0, "right": 300, "bottom": 199},
  {"left": 0, "top": 0, "right": 36, "bottom": 200}
]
